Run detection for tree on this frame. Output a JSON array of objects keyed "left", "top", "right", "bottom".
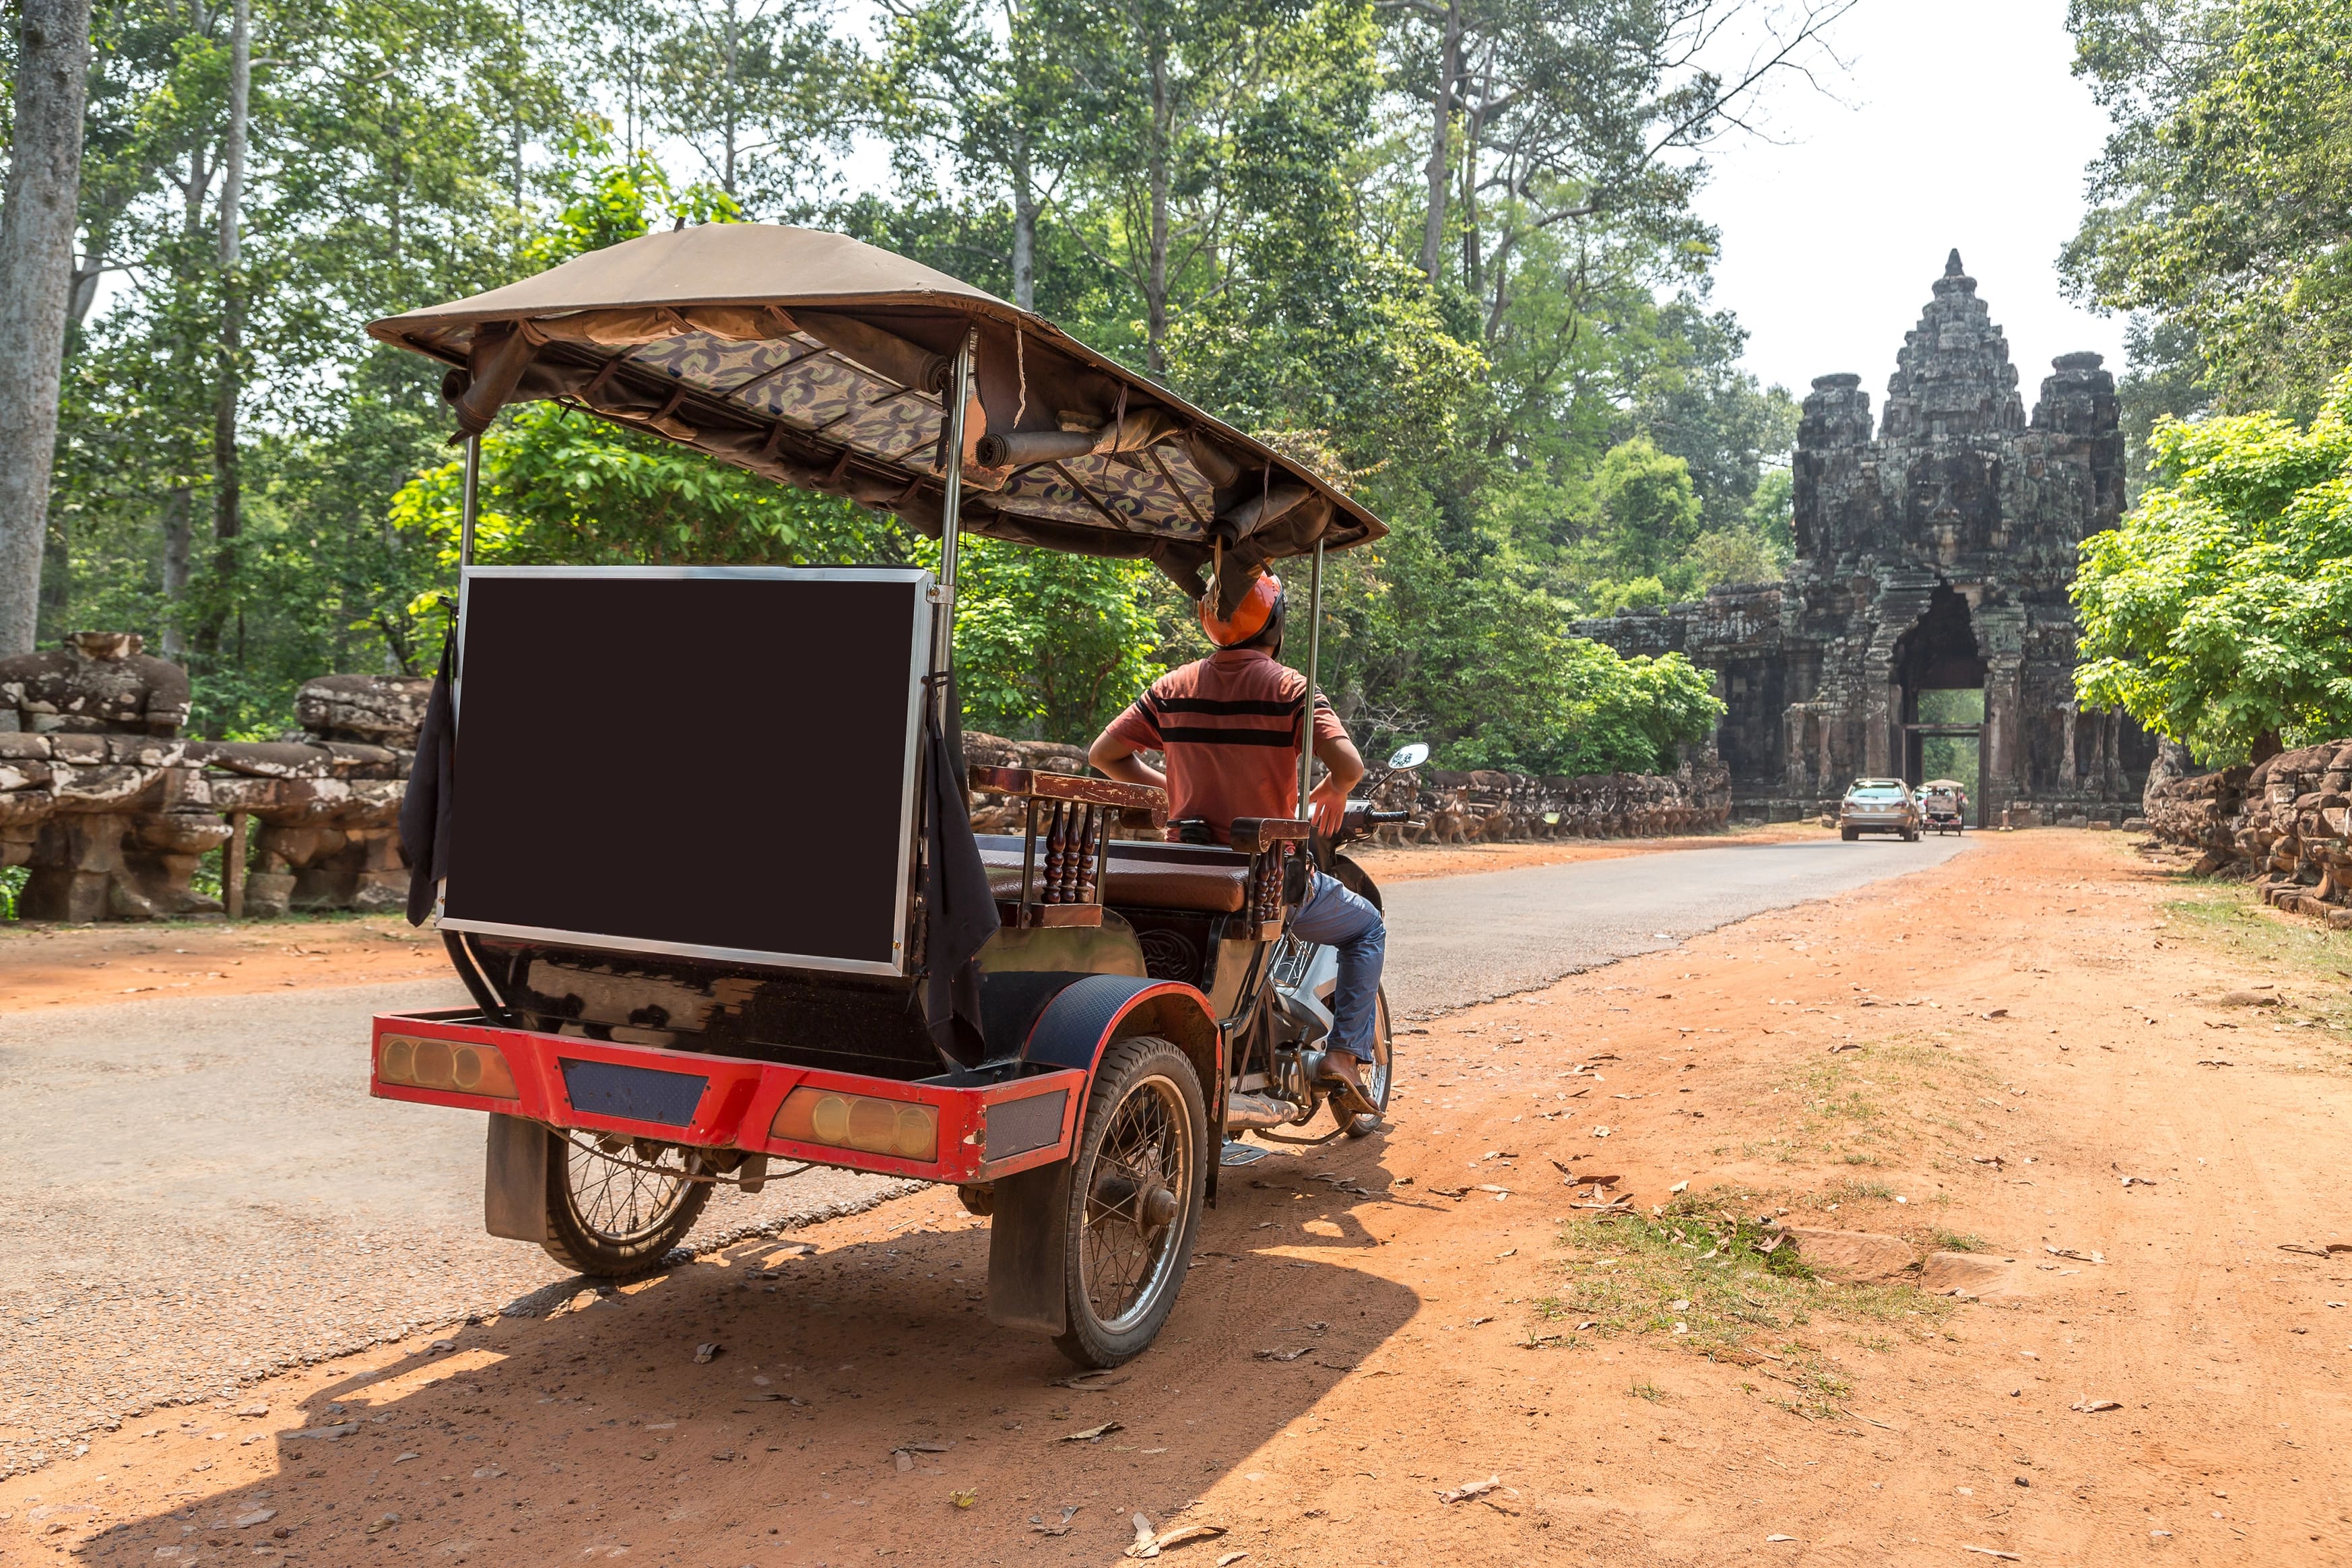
[
  {"left": 0, "top": 0, "right": 94, "bottom": 655},
  {"left": 2072, "top": 367, "right": 2352, "bottom": 764},
  {"left": 653, "top": 0, "right": 865, "bottom": 214},
  {"left": 2063, "top": 0, "right": 2352, "bottom": 417},
  {"left": 951, "top": 541, "right": 1167, "bottom": 740}
]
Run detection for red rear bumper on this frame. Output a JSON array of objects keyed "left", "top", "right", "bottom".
[{"left": 367, "top": 1008, "right": 1080, "bottom": 1185}]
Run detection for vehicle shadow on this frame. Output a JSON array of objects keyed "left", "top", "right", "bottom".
[{"left": 77, "top": 1136, "right": 1420, "bottom": 1565}]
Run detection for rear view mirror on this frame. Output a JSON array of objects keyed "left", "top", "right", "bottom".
[{"left": 1387, "top": 742, "right": 1431, "bottom": 771}]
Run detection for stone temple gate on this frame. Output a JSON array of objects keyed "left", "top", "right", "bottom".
[{"left": 1579, "top": 251, "right": 2157, "bottom": 824}]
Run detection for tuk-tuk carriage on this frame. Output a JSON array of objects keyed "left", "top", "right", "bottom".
[
  {"left": 362, "top": 224, "right": 1412, "bottom": 1368},
  {"left": 1921, "top": 779, "right": 1967, "bottom": 835}
]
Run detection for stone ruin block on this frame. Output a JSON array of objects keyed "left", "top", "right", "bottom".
[
  {"left": 0, "top": 632, "right": 429, "bottom": 923},
  {"left": 2143, "top": 738, "right": 2352, "bottom": 907},
  {"left": 0, "top": 636, "right": 230, "bottom": 920}
]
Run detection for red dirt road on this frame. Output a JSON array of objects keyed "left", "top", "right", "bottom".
[{"left": 7, "top": 831, "right": 2350, "bottom": 1565}]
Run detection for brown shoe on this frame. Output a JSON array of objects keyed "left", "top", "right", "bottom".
[{"left": 1320, "top": 1053, "right": 1379, "bottom": 1117}]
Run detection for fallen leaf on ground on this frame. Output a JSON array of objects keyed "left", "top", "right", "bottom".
[
  {"left": 2070, "top": 1399, "right": 2123, "bottom": 1412},
  {"left": 1961, "top": 1549, "right": 2023, "bottom": 1561},
  {"left": 1252, "top": 1348, "right": 1308, "bottom": 1362},
  {"left": 950, "top": 1489, "right": 977, "bottom": 1509},
  {"left": 692, "top": 1342, "right": 721, "bottom": 1363},
  {"left": 1059, "top": 1420, "right": 1123, "bottom": 1442},
  {"left": 1216, "top": 1554, "right": 1249, "bottom": 1567},
  {"left": 1126, "top": 1522, "right": 1227, "bottom": 1557},
  {"left": 1438, "top": 1475, "right": 1501, "bottom": 1503}
]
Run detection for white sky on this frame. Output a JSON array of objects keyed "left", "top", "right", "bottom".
[{"left": 1693, "top": 0, "right": 2129, "bottom": 402}]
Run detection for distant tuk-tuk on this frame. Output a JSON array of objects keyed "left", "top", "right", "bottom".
[
  {"left": 1920, "top": 779, "right": 1967, "bottom": 835},
  {"left": 361, "top": 224, "right": 1411, "bottom": 1367}
]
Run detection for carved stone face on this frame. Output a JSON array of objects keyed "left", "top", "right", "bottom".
[{"left": 66, "top": 632, "right": 142, "bottom": 661}]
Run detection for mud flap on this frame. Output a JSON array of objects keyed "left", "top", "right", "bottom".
[
  {"left": 985, "top": 1155, "right": 1073, "bottom": 1336},
  {"left": 484, "top": 1113, "right": 550, "bottom": 1242}
]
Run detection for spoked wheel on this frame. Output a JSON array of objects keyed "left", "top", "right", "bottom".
[
  {"left": 1053, "top": 1035, "right": 1206, "bottom": 1369},
  {"left": 539, "top": 1130, "right": 713, "bottom": 1277},
  {"left": 1341, "top": 985, "right": 1395, "bottom": 1137}
]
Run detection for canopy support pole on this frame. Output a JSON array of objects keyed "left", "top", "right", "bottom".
[
  {"left": 459, "top": 434, "right": 482, "bottom": 568},
  {"left": 1297, "top": 538, "right": 1325, "bottom": 820},
  {"left": 931, "top": 333, "right": 975, "bottom": 725}
]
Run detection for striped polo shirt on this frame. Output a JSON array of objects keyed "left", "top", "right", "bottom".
[{"left": 1103, "top": 649, "right": 1346, "bottom": 843}]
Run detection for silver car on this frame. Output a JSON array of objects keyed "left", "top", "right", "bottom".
[{"left": 1839, "top": 778, "right": 1922, "bottom": 842}]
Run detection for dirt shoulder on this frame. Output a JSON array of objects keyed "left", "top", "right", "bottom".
[
  {"left": 1352, "top": 819, "right": 1825, "bottom": 882},
  {"left": 10, "top": 830, "right": 2349, "bottom": 1566},
  {"left": 0, "top": 914, "right": 454, "bottom": 1009}
]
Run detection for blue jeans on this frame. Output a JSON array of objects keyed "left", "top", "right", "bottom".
[{"left": 1291, "top": 872, "right": 1386, "bottom": 1064}]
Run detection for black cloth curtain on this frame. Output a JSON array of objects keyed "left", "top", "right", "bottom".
[
  {"left": 923, "top": 672, "right": 996, "bottom": 1067},
  {"left": 400, "top": 637, "right": 457, "bottom": 926}
]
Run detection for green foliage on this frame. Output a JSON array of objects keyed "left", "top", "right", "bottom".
[
  {"left": 949, "top": 542, "right": 1168, "bottom": 742},
  {"left": 389, "top": 403, "right": 903, "bottom": 581},
  {"left": 523, "top": 124, "right": 744, "bottom": 271},
  {"left": 2065, "top": 0, "right": 2352, "bottom": 418},
  {"left": 28, "top": 0, "right": 1807, "bottom": 771},
  {"left": 1441, "top": 626, "right": 1724, "bottom": 778},
  {"left": 2072, "top": 368, "right": 2352, "bottom": 761}
]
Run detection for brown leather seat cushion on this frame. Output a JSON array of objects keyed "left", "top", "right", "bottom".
[{"left": 977, "top": 840, "right": 1247, "bottom": 914}]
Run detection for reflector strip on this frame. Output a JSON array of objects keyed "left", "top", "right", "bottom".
[
  {"left": 985, "top": 1089, "right": 1067, "bottom": 1160},
  {"left": 558, "top": 1057, "right": 709, "bottom": 1127}
]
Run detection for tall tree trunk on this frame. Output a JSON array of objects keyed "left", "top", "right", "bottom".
[
  {"left": 0, "top": 0, "right": 95, "bottom": 656},
  {"left": 1144, "top": 44, "right": 1170, "bottom": 375},
  {"left": 161, "top": 488, "right": 193, "bottom": 654},
  {"left": 721, "top": 0, "right": 740, "bottom": 199},
  {"left": 509, "top": 0, "right": 527, "bottom": 210},
  {"left": 1010, "top": 127, "right": 1037, "bottom": 312},
  {"left": 200, "top": 0, "right": 250, "bottom": 658},
  {"left": 1417, "top": 0, "right": 1462, "bottom": 286}
]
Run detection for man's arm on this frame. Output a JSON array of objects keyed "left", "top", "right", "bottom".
[
  {"left": 1088, "top": 729, "right": 1168, "bottom": 791},
  {"left": 1307, "top": 731, "right": 1364, "bottom": 836}
]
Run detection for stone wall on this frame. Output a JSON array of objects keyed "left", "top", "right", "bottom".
[
  {"left": 2142, "top": 739, "right": 2352, "bottom": 926},
  {"left": 965, "top": 730, "right": 1733, "bottom": 843},
  {"left": 0, "top": 634, "right": 427, "bottom": 921}
]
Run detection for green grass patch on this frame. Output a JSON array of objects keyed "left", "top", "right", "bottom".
[{"left": 1530, "top": 1184, "right": 1953, "bottom": 1420}]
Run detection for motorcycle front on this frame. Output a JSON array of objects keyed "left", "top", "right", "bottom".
[{"left": 1223, "top": 742, "right": 1427, "bottom": 1144}]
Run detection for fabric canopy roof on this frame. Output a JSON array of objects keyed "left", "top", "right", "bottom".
[{"left": 367, "top": 224, "right": 1385, "bottom": 604}]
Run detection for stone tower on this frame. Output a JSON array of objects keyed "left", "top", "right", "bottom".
[{"left": 1577, "top": 252, "right": 2149, "bottom": 824}]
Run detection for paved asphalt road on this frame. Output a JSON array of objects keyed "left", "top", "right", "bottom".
[
  {"left": 0, "top": 833, "right": 1970, "bottom": 1474},
  {"left": 1379, "top": 834, "right": 1972, "bottom": 1016}
]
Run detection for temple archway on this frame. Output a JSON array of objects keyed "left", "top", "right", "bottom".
[{"left": 1893, "top": 583, "right": 1987, "bottom": 821}]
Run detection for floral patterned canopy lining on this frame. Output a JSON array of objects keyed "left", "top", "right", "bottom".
[{"left": 368, "top": 224, "right": 1383, "bottom": 603}]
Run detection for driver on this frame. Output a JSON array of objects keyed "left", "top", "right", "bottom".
[{"left": 1087, "top": 573, "right": 1387, "bottom": 1116}]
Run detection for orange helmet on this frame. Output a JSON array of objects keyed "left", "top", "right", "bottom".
[{"left": 1199, "top": 572, "right": 1283, "bottom": 648}]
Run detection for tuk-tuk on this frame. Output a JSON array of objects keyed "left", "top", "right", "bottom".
[
  {"left": 361, "top": 224, "right": 1409, "bottom": 1368},
  {"left": 1921, "top": 779, "right": 1967, "bottom": 836}
]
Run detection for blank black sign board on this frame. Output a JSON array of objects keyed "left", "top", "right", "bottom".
[{"left": 442, "top": 567, "right": 930, "bottom": 974}]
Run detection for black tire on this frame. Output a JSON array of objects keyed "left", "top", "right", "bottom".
[
  {"left": 540, "top": 1129, "right": 713, "bottom": 1278},
  {"left": 1342, "top": 985, "right": 1394, "bottom": 1137},
  {"left": 1053, "top": 1035, "right": 1207, "bottom": 1369},
  {"left": 1840, "top": 827, "right": 1858, "bottom": 842}
]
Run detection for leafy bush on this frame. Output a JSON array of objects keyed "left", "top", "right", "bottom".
[{"left": 2073, "top": 366, "right": 2352, "bottom": 762}]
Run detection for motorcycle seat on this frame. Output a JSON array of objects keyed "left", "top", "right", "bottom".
[{"left": 974, "top": 835, "right": 1248, "bottom": 915}]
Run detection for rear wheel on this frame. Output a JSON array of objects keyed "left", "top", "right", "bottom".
[
  {"left": 1053, "top": 1035, "right": 1206, "bottom": 1369},
  {"left": 540, "top": 1130, "right": 712, "bottom": 1277},
  {"left": 1840, "top": 827, "right": 1858, "bottom": 842}
]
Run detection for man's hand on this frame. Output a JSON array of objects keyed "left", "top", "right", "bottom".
[
  {"left": 1309, "top": 774, "right": 1350, "bottom": 837},
  {"left": 1309, "top": 731, "right": 1366, "bottom": 837}
]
